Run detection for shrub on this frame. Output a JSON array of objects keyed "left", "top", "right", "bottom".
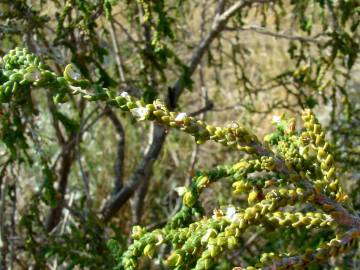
[{"left": 0, "top": 1, "right": 359, "bottom": 269}]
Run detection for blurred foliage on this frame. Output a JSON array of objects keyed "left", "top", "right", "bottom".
[{"left": 0, "top": 0, "right": 359, "bottom": 269}]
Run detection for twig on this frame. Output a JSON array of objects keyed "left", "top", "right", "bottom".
[
  {"left": 108, "top": 19, "right": 127, "bottom": 82},
  {"left": 101, "top": 123, "right": 167, "bottom": 222},
  {"left": 225, "top": 25, "right": 327, "bottom": 43},
  {"left": 106, "top": 108, "right": 125, "bottom": 194},
  {"left": 170, "top": 0, "right": 275, "bottom": 106},
  {"left": 131, "top": 2, "right": 158, "bottom": 225},
  {"left": 0, "top": 162, "right": 10, "bottom": 269}
]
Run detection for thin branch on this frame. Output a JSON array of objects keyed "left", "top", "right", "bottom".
[
  {"left": 0, "top": 162, "right": 9, "bottom": 269},
  {"left": 47, "top": 94, "right": 65, "bottom": 146},
  {"left": 106, "top": 108, "right": 126, "bottom": 194},
  {"left": 188, "top": 101, "right": 214, "bottom": 117},
  {"left": 76, "top": 123, "right": 91, "bottom": 204},
  {"left": 45, "top": 137, "right": 76, "bottom": 232},
  {"left": 51, "top": 106, "right": 104, "bottom": 171},
  {"left": 108, "top": 19, "right": 127, "bottom": 82},
  {"left": 225, "top": 25, "right": 327, "bottom": 43},
  {"left": 131, "top": 123, "right": 156, "bottom": 225},
  {"left": 113, "top": 19, "right": 142, "bottom": 53},
  {"left": 325, "top": 0, "right": 340, "bottom": 32},
  {"left": 170, "top": 0, "right": 274, "bottom": 106},
  {"left": 131, "top": 3, "right": 159, "bottom": 224},
  {"left": 101, "top": 123, "right": 166, "bottom": 223},
  {"left": 187, "top": 7, "right": 209, "bottom": 183},
  {"left": 260, "top": 229, "right": 359, "bottom": 269},
  {"left": 9, "top": 182, "right": 16, "bottom": 270}
]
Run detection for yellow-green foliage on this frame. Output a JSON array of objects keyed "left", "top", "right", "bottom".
[{"left": 1, "top": 48, "right": 359, "bottom": 269}]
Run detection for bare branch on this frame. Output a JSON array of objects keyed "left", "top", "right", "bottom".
[
  {"left": 101, "top": 124, "right": 166, "bottom": 223},
  {"left": 170, "top": 0, "right": 274, "bottom": 106},
  {"left": 108, "top": 19, "right": 127, "bottom": 82},
  {"left": 225, "top": 24, "right": 326, "bottom": 43},
  {"left": 45, "top": 141, "right": 76, "bottom": 232},
  {"left": 106, "top": 108, "right": 125, "bottom": 194},
  {"left": 0, "top": 163, "right": 9, "bottom": 269},
  {"left": 129, "top": 3, "right": 158, "bottom": 225}
]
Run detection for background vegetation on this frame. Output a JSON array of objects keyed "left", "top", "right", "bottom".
[{"left": 0, "top": 0, "right": 359, "bottom": 269}]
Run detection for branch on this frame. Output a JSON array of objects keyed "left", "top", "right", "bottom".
[
  {"left": 106, "top": 108, "right": 125, "bottom": 194},
  {"left": 46, "top": 93, "right": 65, "bottom": 145},
  {"left": 97, "top": 92, "right": 359, "bottom": 228},
  {"left": 101, "top": 124, "right": 166, "bottom": 223},
  {"left": 131, "top": 123, "right": 156, "bottom": 225},
  {"left": 45, "top": 135, "right": 76, "bottom": 232},
  {"left": 187, "top": 62, "right": 210, "bottom": 184},
  {"left": 108, "top": 19, "right": 126, "bottom": 83},
  {"left": 225, "top": 25, "right": 326, "bottom": 43},
  {"left": 249, "top": 142, "right": 360, "bottom": 229},
  {"left": 131, "top": 4, "right": 158, "bottom": 225},
  {"left": 189, "top": 100, "right": 214, "bottom": 117},
  {"left": 170, "top": 0, "right": 274, "bottom": 106},
  {"left": 259, "top": 229, "right": 359, "bottom": 269},
  {"left": 0, "top": 161, "right": 10, "bottom": 269}
]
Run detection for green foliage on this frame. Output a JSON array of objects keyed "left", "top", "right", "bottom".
[
  {"left": 0, "top": 0, "right": 359, "bottom": 269},
  {"left": 1, "top": 49, "right": 359, "bottom": 268}
]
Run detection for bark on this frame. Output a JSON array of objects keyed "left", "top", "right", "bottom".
[
  {"left": 101, "top": 124, "right": 166, "bottom": 223},
  {"left": 106, "top": 109, "right": 125, "bottom": 194},
  {"left": 130, "top": 5, "right": 157, "bottom": 225},
  {"left": 45, "top": 143, "right": 75, "bottom": 232}
]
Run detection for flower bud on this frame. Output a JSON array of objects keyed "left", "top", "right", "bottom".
[
  {"left": 146, "top": 103, "right": 155, "bottom": 112},
  {"left": 321, "top": 161, "right": 328, "bottom": 171},
  {"left": 216, "top": 236, "right": 227, "bottom": 246},
  {"left": 161, "top": 116, "right": 171, "bottom": 123},
  {"left": 63, "top": 64, "right": 81, "bottom": 82},
  {"left": 325, "top": 154, "right": 334, "bottom": 167},
  {"left": 328, "top": 181, "right": 338, "bottom": 191},
  {"left": 317, "top": 148, "right": 326, "bottom": 159},
  {"left": 232, "top": 181, "right": 250, "bottom": 194},
  {"left": 153, "top": 110, "right": 165, "bottom": 118},
  {"left": 165, "top": 252, "right": 183, "bottom": 267},
  {"left": 105, "top": 88, "right": 116, "bottom": 99},
  {"left": 9, "top": 73, "right": 23, "bottom": 82},
  {"left": 201, "top": 229, "right": 217, "bottom": 244},
  {"left": 155, "top": 232, "right": 165, "bottom": 246},
  {"left": 131, "top": 107, "right": 150, "bottom": 121},
  {"left": 183, "top": 191, "right": 197, "bottom": 207},
  {"left": 126, "top": 101, "right": 136, "bottom": 109},
  {"left": 313, "top": 124, "right": 321, "bottom": 134},
  {"left": 115, "top": 96, "right": 127, "bottom": 106},
  {"left": 326, "top": 167, "right": 336, "bottom": 179},
  {"left": 248, "top": 190, "right": 259, "bottom": 205},
  {"left": 24, "top": 66, "right": 41, "bottom": 82},
  {"left": 209, "top": 244, "right": 220, "bottom": 257},
  {"left": 315, "top": 134, "right": 324, "bottom": 146},
  {"left": 143, "top": 244, "right": 155, "bottom": 258},
  {"left": 227, "top": 236, "right": 237, "bottom": 249},
  {"left": 131, "top": 225, "right": 145, "bottom": 240},
  {"left": 196, "top": 176, "right": 209, "bottom": 189}
]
